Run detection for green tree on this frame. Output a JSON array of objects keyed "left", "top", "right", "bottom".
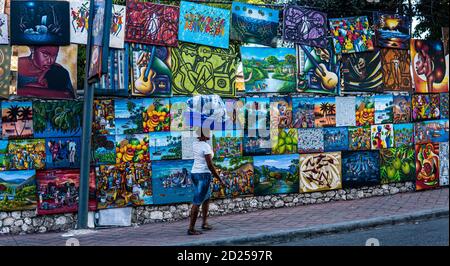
[{"left": 266, "top": 56, "right": 279, "bottom": 66}]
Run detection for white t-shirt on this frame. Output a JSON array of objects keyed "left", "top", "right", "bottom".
[{"left": 191, "top": 140, "right": 214, "bottom": 174}]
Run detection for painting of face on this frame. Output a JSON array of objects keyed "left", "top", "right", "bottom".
[
  {"left": 270, "top": 96, "right": 293, "bottom": 129},
  {"left": 300, "top": 152, "right": 342, "bottom": 193},
  {"left": 415, "top": 143, "right": 440, "bottom": 190}
]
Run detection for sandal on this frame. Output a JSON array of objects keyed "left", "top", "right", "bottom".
[
  {"left": 187, "top": 229, "right": 203, "bottom": 235},
  {"left": 201, "top": 224, "right": 213, "bottom": 230}
]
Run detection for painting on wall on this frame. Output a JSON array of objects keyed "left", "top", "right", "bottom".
[
  {"left": 109, "top": 4, "right": 126, "bottom": 49},
  {"left": 45, "top": 137, "right": 80, "bottom": 169},
  {"left": 380, "top": 49, "right": 412, "bottom": 91},
  {"left": 224, "top": 98, "right": 245, "bottom": 130},
  {"left": 230, "top": 2, "right": 279, "bottom": 47},
  {"left": 380, "top": 147, "right": 415, "bottom": 184},
  {"left": 115, "top": 99, "right": 143, "bottom": 135},
  {"left": 115, "top": 134, "right": 150, "bottom": 165},
  {"left": 69, "top": 0, "right": 89, "bottom": 44},
  {"left": 314, "top": 97, "right": 336, "bottom": 127},
  {"left": 1, "top": 101, "right": 33, "bottom": 139},
  {"left": 441, "top": 93, "right": 449, "bottom": 119},
  {"left": 7, "top": 139, "right": 45, "bottom": 170},
  {"left": 178, "top": 1, "right": 230, "bottom": 48},
  {"left": 292, "top": 97, "right": 315, "bottom": 128},
  {"left": 439, "top": 142, "right": 449, "bottom": 186},
  {"left": 142, "top": 98, "right": 170, "bottom": 133},
  {"left": 336, "top": 96, "right": 356, "bottom": 127},
  {"left": 92, "top": 135, "right": 116, "bottom": 165},
  {"left": 394, "top": 123, "right": 414, "bottom": 147},
  {"left": 0, "top": 140, "right": 8, "bottom": 170},
  {"left": 299, "top": 152, "right": 342, "bottom": 193},
  {"left": 212, "top": 157, "right": 254, "bottom": 199},
  {"left": 342, "top": 151, "right": 380, "bottom": 188},
  {"left": 355, "top": 96, "right": 375, "bottom": 126},
  {"left": 128, "top": 44, "right": 172, "bottom": 97},
  {"left": 271, "top": 128, "right": 298, "bottom": 155},
  {"left": 245, "top": 97, "right": 270, "bottom": 130},
  {"left": 411, "top": 39, "right": 448, "bottom": 93},
  {"left": 270, "top": 96, "right": 293, "bottom": 129},
  {"left": 93, "top": 99, "right": 115, "bottom": 135},
  {"left": 393, "top": 95, "right": 411, "bottom": 123},
  {"left": 411, "top": 94, "right": 440, "bottom": 121},
  {"left": 373, "top": 13, "right": 411, "bottom": 49},
  {"left": 298, "top": 128, "right": 324, "bottom": 153},
  {"left": 0, "top": 45, "right": 11, "bottom": 98},
  {"left": 149, "top": 131, "right": 182, "bottom": 161},
  {"left": 152, "top": 160, "right": 194, "bottom": 205},
  {"left": 125, "top": 1, "right": 179, "bottom": 47},
  {"left": 0, "top": 13, "right": 8, "bottom": 44},
  {"left": 0, "top": 170, "right": 37, "bottom": 211},
  {"left": 328, "top": 16, "right": 374, "bottom": 54},
  {"left": 241, "top": 47, "right": 297, "bottom": 94},
  {"left": 243, "top": 130, "right": 271, "bottom": 156},
  {"left": 94, "top": 48, "right": 128, "bottom": 97},
  {"left": 348, "top": 126, "right": 371, "bottom": 151},
  {"left": 171, "top": 42, "right": 238, "bottom": 97},
  {"left": 415, "top": 143, "right": 440, "bottom": 190},
  {"left": 181, "top": 131, "right": 212, "bottom": 160},
  {"left": 374, "top": 94, "right": 394, "bottom": 124},
  {"left": 371, "top": 124, "right": 394, "bottom": 150},
  {"left": 10, "top": 0, "right": 70, "bottom": 45},
  {"left": 414, "top": 119, "right": 449, "bottom": 144},
  {"left": 17, "top": 45, "right": 77, "bottom": 99},
  {"left": 341, "top": 50, "right": 383, "bottom": 93},
  {"left": 253, "top": 154, "right": 299, "bottom": 196},
  {"left": 323, "top": 127, "right": 349, "bottom": 152},
  {"left": 212, "top": 130, "right": 243, "bottom": 158},
  {"left": 170, "top": 97, "right": 191, "bottom": 131}
]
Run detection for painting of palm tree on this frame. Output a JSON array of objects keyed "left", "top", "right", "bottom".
[
  {"left": 314, "top": 98, "right": 336, "bottom": 127},
  {"left": 1, "top": 101, "right": 33, "bottom": 138}
]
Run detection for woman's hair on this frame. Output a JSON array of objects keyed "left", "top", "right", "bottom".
[{"left": 196, "top": 127, "right": 211, "bottom": 140}]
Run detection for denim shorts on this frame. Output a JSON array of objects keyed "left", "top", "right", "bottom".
[{"left": 191, "top": 172, "right": 212, "bottom": 206}]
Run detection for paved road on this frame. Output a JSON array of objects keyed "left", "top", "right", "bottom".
[{"left": 272, "top": 217, "right": 449, "bottom": 246}]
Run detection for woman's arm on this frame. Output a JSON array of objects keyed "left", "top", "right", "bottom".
[{"left": 205, "top": 154, "right": 220, "bottom": 180}]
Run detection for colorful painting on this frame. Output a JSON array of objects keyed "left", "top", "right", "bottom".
[
  {"left": 283, "top": 6, "right": 327, "bottom": 48},
  {"left": 298, "top": 128, "right": 324, "bottom": 153},
  {"left": 94, "top": 48, "right": 128, "bottom": 96},
  {"left": 17, "top": 45, "right": 77, "bottom": 99},
  {"left": 381, "top": 48, "right": 412, "bottom": 91},
  {"left": 87, "top": 0, "right": 109, "bottom": 80},
  {"left": 171, "top": 42, "right": 238, "bottom": 97},
  {"left": 69, "top": 0, "right": 89, "bottom": 44},
  {"left": 212, "top": 157, "right": 254, "bottom": 199},
  {"left": 115, "top": 99, "right": 143, "bottom": 135},
  {"left": 115, "top": 134, "right": 150, "bottom": 165},
  {"left": 0, "top": 45, "right": 11, "bottom": 98},
  {"left": 0, "top": 140, "right": 8, "bottom": 170},
  {"left": 93, "top": 99, "right": 115, "bottom": 135},
  {"left": 241, "top": 47, "right": 297, "bottom": 94},
  {"left": 336, "top": 96, "right": 356, "bottom": 127},
  {"left": 33, "top": 100, "right": 83, "bottom": 138},
  {"left": 374, "top": 94, "right": 394, "bottom": 124},
  {"left": 371, "top": 124, "right": 394, "bottom": 149},
  {"left": 170, "top": 97, "right": 191, "bottom": 131},
  {"left": 149, "top": 131, "right": 182, "bottom": 161},
  {"left": 128, "top": 44, "right": 172, "bottom": 97},
  {"left": 92, "top": 135, "right": 116, "bottom": 165},
  {"left": 181, "top": 131, "right": 212, "bottom": 160},
  {"left": 243, "top": 130, "right": 271, "bottom": 156},
  {"left": 415, "top": 143, "right": 440, "bottom": 190},
  {"left": 224, "top": 98, "right": 245, "bottom": 130},
  {"left": 253, "top": 154, "right": 299, "bottom": 196},
  {"left": 178, "top": 1, "right": 230, "bottom": 48},
  {"left": 328, "top": 16, "right": 374, "bottom": 54},
  {"left": 411, "top": 39, "right": 448, "bottom": 93},
  {"left": 380, "top": 147, "right": 416, "bottom": 184},
  {"left": 414, "top": 119, "right": 449, "bottom": 144},
  {"left": 109, "top": 4, "right": 125, "bottom": 49},
  {"left": 323, "top": 127, "right": 349, "bottom": 152},
  {"left": 10, "top": 0, "right": 70, "bottom": 45},
  {"left": 292, "top": 97, "right": 315, "bottom": 128},
  {"left": 355, "top": 96, "right": 375, "bottom": 126},
  {"left": 0, "top": 13, "right": 8, "bottom": 44},
  {"left": 7, "top": 139, "right": 45, "bottom": 170},
  {"left": 36, "top": 169, "right": 96, "bottom": 215},
  {"left": 271, "top": 128, "right": 298, "bottom": 155},
  {"left": 2, "top": 101, "right": 33, "bottom": 139},
  {"left": 439, "top": 142, "right": 449, "bottom": 186},
  {"left": 230, "top": 2, "right": 279, "bottom": 47},
  {"left": 341, "top": 50, "right": 383, "bottom": 93},
  {"left": 394, "top": 123, "right": 414, "bottom": 147},
  {"left": 142, "top": 98, "right": 170, "bottom": 133},
  {"left": 0, "top": 170, "right": 37, "bottom": 211},
  {"left": 245, "top": 97, "right": 270, "bottom": 130},
  {"left": 151, "top": 160, "right": 194, "bottom": 205},
  {"left": 314, "top": 97, "right": 336, "bottom": 127},
  {"left": 299, "top": 152, "right": 342, "bottom": 193},
  {"left": 45, "top": 137, "right": 80, "bottom": 169},
  {"left": 393, "top": 95, "right": 412, "bottom": 123},
  {"left": 212, "top": 130, "right": 243, "bottom": 158},
  {"left": 348, "top": 126, "right": 371, "bottom": 151},
  {"left": 440, "top": 93, "right": 449, "bottom": 119},
  {"left": 411, "top": 94, "right": 440, "bottom": 121},
  {"left": 342, "top": 151, "right": 380, "bottom": 188},
  {"left": 270, "top": 96, "right": 293, "bottom": 129},
  {"left": 373, "top": 13, "right": 411, "bottom": 49}
]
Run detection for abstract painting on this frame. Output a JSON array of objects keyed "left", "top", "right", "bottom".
[
  {"left": 323, "top": 127, "right": 349, "bottom": 152},
  {"left": 0, "top": 170, "right": 37, "bottom": 211},
  {"left": 230, "top": 2, "right": 279, "bottom": 47},
  {"left": 181, "top": 131, "right": 212, "bottom": 160},
  {"left": 292, "top": 97, "right": 315, "bottom": 128},
  {"left": 115, "top": 134, "right": 150, "bottom": 164},
  {"left": 299, "top": 152, "right": 342, "bottom": 193},
  {"left": 92, "top": 135, "right": 116, "bottom": 165},
  {"left": 17, "top": 45, "right": 77, "bottom": 99},
  {"left": 0, "top": 13, "right": 8, "bottom": 44},
  {"left": 142, "top": 98, "right": 170, "bottom": 132},
  {"left": 7, "top": 139, "right": 45, "bottom": 170},
  {"left": 69, "top": 0, "right": 89, "bottom": 44},
  {"left": 371, "top": 124, "right": 394, "bottom": 149},
  {"left": 411, "top": 94, "right": 440, "bottom": 121},
  {"left": 355, "top": 96, "right": 375, "bottom": 126},
  {"left": 171, "top": 42, "right": 238, "bottom": 97},
  {"left": 149, "top": 131, "right": 182, "bottom": 161},
  {"left": 245, "top": 97, "right": 270, "bottom": 130},
  {"left": 414, "top": 119, "right": 449, "bottom": 144},
  {"left": 441, "top": 93, "right": 449, "bottom": 119},
  {"left": 125, "top": 1, "right": 179, "bottom": 47},
  {"left": 439, "top": 142, "right": 449, "bottom": 186},
  {"left": 33, "top": 100, "right": 82, "bottom": 138},
  {"left": 0, "top": 45, "right": 11, "bottom": 98},
  {"left": 373, "top": 13, "right": 411, "bottom": 49},
  {"left": 374, "top": 94, "right": 394, "bottom": 124},
  {"left": 393, "top": 95, "right": 412, "bottom": 123},
  {"left": 298, "top": 128, "right": 324, "bottom": 153},
  {"left": 212, "top": 130, "right": 243, "bottom": 158},
  {"left": 115, "top": 99, "right": 143, "bottom": 135},
  {"left": 283, "top": 6, "right": 327, "bottom": 48},
  {"left": 328, "top": 16, "right": 374, "bottom": 54},
  {"left": 342, "top": 151, "right": 380, "bottom": 188},
  {"left": 109, "top": 4, "right": 126, "bottom": 49},
  {"left": 93, "top": 99, "right": 115, "bottom": 135},
  {"left": 10, "top": 0, "right": 70, "bottom": 45},
  {"left": 314, "top": 97, "right": 336, "bottom": 127},
  {"left": 2, "top": 101, "right": 33, "bottom": 139},
  {"left": 380, "top": 48, "right": 412, "bottom": 91},
  {"left": 394, "top": 123, "right": 414, "bottom": 147},
  {"left": 380, "top": 147, "right": 415, "bottom": 184},
  {"left": 241, "top": 47, "right": 297, "bottom": 94},
  {"left": 212, "top": 157, "right": 254, "bottom": 199},
  {"left": 253, "top": 154, "right": 299, "bottom": 196},
  {"left": 348, "top": 126, "right": 372, "bottom": 151},
  {"left": 271, "top": 128, "right": 298, "bottom": 155},
  {"left": 151, "top": 160, "right": 194, "bottom": 205},
  {"left": 45, "top": 137, "right": 80, "bottom": 169},
  {"left": 415, "top": 143, "right": 440, "bottom": 190},
  {"left": 178, "top": 1, "right": 230, "bottom": 48},
  {"left": 170, "top": 96, "right": 191, "bottom": 131},
  {"left": 128, "top": 44, "right": 172, "bottom": 97},
  {"left": 411, "top": 39, "right": 448, "bottom": 93},
  {"left": 341, "top": 50, "right": 383, "bottom": 93},
  {"left": 270, "top": 96, "right": 293, "bottom": 129},
  {"left": 336, "top": 96, "right": 356, "bottom": 127}
]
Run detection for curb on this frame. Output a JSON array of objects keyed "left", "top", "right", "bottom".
[{"left": 178, "top": 208, "right": 449, "bottom": 246}]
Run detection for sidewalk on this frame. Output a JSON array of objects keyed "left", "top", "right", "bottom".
[{"left": 0, "top": 188, "right": 448, "bottom": 246}]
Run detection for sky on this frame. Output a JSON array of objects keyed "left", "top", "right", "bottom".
[
  {"left": 241, "top": 47, "right": 296, "bottom": 61},
  {"left": 254, "top": 154, "right": 298, "bottom": 169},
  {"left": 232, "top": 2, "right": 279, "bottom": 22},
  {"left": 0, "top": 170, "right": 35, "bottom": 182}
]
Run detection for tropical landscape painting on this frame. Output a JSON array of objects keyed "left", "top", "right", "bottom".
[
  {"left": 115, "top": 99, "right": 144, "bottom": 135},
  {"left": 149, "top": 131, "right": 182, "bottom": 160},
  {"left": 212, "top": 157, "right": 254, "bottom": 199},
  {"left": 374, "top": 94, "right": 394, "bottom": 124},
  {"left": 1, "top": 101, "right": 33, "bottom": 139},
  {"left": 0, "top": 170, "right": 37, "bottom": 211},
  {"left": 0, "top": 140, "right": 7, "bottom": 170},
  {"left": 414, "top": 119, "right": 449, "bottom": 144},
  {"left": 314, "top": 97, "right": 336, "bottom": 127},
  {"left": 394, "top": 123, "right": 414, "bottom": 147},
  {"left": 92, "top": 135, "right": 116, "bottom": 165},
  {"left": 380, "top": 147, "right": 415, "bottom": 184},
  {"left": 243, "top": 131, "right": 271, "bottom": 156},
  {"left": 170, "top": 96, "right": 191, "bottom": 131}
]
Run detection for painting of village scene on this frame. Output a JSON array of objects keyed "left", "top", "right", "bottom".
[
  {"left": 115, "top": 134, "right": 150, "bottom": 164},
  {"left": 149, "top": 131, "right": 182, "bottom": 160},
  {"left": 415, "top": 143, "right": 440, "bottom": 190},
  {"left": 93, "top": 99, "right": 115, "bottom": 135},
  {"left": 414, "top": 119, "right": 449, "bottom": 144},
  {"left": 374, "top": 94, "right": 394, "bottom": 124},
  {"left": 380, "top": 147, "right": 415, "bottom": 184},
  {"left": 241, "top": 47, "right": 297, "bottom": 94},
  {"left": 394, "top": 123, "right": 414, "bottom": 147},
  {"left": 212, "top": 157, "right": 254, "bottom": 199},
  {"left": 1, "top": 101, "right": 33, "bottom": 139},
  {"left": 299, "top": 152, "right": 342, "bottom": 193},
  {"left": 92, "top": 135, "right": 116, "bottom": 165},
  {"left": 0, "top": 170, "right": 37, "bottom": 211},
  {"left": 348, "top": 126, "right": 372, "bottom": 151},
  {"left": 412, "top": 94, "right": 440, "bottom": 121},
  {"left": 115, "top": 99, "right": 144, "bottom": 135},
  {"left": 342, "top": 151, "right": 380, "bottom": 188},
  {"left": 7, "top": 139, "right": 46, "bottom": 170},
  {"left": 243, "top": 131, "right": 271, "bottom": 156},
  {"left": 393, "top": 95, "right": 411, "bottom": 123},
  {"left": 142, "top": 98, "right": 171, "bottom": 132},
  {"left": 292, "top": 97, "right": 315, "bottom": 128},
  {"left": 355, "top": 96, "right": 375, "bottom": 126},
  {"left": 212, "top": 130, "right": 243, "bottom": 158},
  {"left": 314, "top": 97, "right": 336, "bottom": 127},
  {"left": 253, "top": 154, "right": 299, "bottom": 196},
  {"left": 45, "top": 137, "right": 81, "bottom": 168}
]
